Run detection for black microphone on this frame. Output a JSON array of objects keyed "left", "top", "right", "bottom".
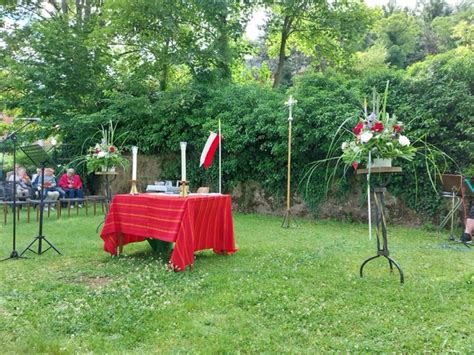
[{"left": 20, "top": 117, "right": 41, "bottom": 122}]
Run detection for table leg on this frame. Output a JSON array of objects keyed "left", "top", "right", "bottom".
[{"left": 118, "top": 233, "right": 124, "bottom": 255}]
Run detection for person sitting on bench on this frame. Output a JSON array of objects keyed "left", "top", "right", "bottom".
[
  {"left": 8, "top": 167, "right": 33, "bottom": 199},
  {"left": 34, "top": 168, "right": 65, "bottom": 200},
  {"left": 461, "top": 205, "right": 474, "bottom": 242},
  {"left": 59, "top": 168, "right": 84, "bottom": 201}
]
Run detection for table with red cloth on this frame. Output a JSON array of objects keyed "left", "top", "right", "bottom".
[{"left": 100, "top": 193, "right": 237, "bottom": 271}]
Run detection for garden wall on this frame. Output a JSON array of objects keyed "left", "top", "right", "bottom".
[{"left": 93, "top": 155, "right": 426, "bottom": 226}]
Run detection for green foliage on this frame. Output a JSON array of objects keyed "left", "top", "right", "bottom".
[
  {"left": 353, "top": 42, "right": 389, "bottom": 73},
  {"left": 1, "top": 1, "right": 472, "bottom": 218},
  {"left": 373, "top": 12, "right": 422, "bottom": 67}
]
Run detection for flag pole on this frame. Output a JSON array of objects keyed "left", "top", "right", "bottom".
[{"left": 218, "top": 118, "right": 222, "bottom": 194}]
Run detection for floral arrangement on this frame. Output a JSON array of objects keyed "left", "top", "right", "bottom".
[
  {"left": 341, "top": 101, "right": 417, "bottom": 170},
  {"left": 303, "top": 81, "right": 451, "bottom": 195},
  {"left": 85, "top": 121, "right": 128, "bottom": 173}
]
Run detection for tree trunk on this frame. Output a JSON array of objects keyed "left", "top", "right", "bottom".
[
  {"left": 84, "top": 0, "right": 91, "bottom": 21},
  {"left": 216, "top": 14, "right": 232, "bottom": 81},
  {"left": 159, "top": 39, "right": 170, "bottom": 91},
  {"left": 61, "top": 0, "right": 68, "bottom": 15},
  {"left": 273, "top": 16, "right": 292, "bottom": 88},
  {"left": 76, "top": 0, "right": 83, "bottom": 26}
]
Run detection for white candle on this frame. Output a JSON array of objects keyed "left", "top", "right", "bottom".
[
  {"left": 180, "top": 142, "right": 187, "bottom": 181},
  {"left": 132, "top": 146, "right": 138, "bottom": 180}
]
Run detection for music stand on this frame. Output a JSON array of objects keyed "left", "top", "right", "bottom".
[{"left": 19, "top": 144, "right": 61, "bottom": 256}]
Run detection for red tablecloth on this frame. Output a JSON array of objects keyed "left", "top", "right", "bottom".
[{"left": 100, "top": 193, "right": 237, "bottom": 270}]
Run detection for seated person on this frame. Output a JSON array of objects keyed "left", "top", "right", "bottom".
[
  {"left": 6, "top": 163, "right": 22, "bottom": 182},
  {"left": 31, "top": 168, "right": 41, "bottom": 186},
  {"left": 461, "top": 204, "right": 474, "bottom": 242},
  {"left": 58, "top": 168, "right": 84, "bottom": 199},
  {"left": 8, "top": 167, "right": 33, "bottom": 198},
  {"left": 35, "top": 168, "right": 65, "bottom": 200}
]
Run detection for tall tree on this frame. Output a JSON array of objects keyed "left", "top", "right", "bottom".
[
  {"left": 265, "top": 0, "right": 375, "bottom": 88},
  {"left": 372, "top": 12, "right": 422, "bottom": 67},
  {"left": 100, "top": 0, "right": 252, "bottom": 89},
  {"left": 0, "top": 0, "right": 109, "bottom": 142}
]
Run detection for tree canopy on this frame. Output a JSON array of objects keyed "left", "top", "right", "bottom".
[{"left": 1, "top": 0, "right": 472, "bottom": 215}]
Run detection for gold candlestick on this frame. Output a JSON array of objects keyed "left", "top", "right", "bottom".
[
  {"left": 180, "top": 181, "right": 189, "bottom": 197},
  {"left": 130, "top": 180, "right": 139, "bottom": 195}
]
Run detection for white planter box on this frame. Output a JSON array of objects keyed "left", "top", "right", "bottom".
[{"left": 370, "top": 158, "right": 392, "bottom": 168}]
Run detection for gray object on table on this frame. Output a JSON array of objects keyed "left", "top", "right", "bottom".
[{"left": 146, "top": 181, "right": 180, "bottom": 194}]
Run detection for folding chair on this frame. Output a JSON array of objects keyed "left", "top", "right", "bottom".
[{"left": 438, "top": 174, "right": 464, "bottom": 240}]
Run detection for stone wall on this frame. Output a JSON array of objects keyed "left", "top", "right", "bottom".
[{"left": 91, "top": 155, "right": 426, "bottom": 226}]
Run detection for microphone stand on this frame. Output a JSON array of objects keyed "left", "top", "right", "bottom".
[{"left": 1, "top": 121, "right": 35, "bottom": 261}]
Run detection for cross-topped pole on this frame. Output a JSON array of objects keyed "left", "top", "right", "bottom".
[
  {"left": 282, "top": 95, "right": 297, "bottom": 228},
  {"left": 286, "top": 95, "right": 297, "bottom": 121}
]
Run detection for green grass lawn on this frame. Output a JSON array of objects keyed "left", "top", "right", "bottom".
[{"left": 0, "top": 211, "right": 472, "bottom": 353}]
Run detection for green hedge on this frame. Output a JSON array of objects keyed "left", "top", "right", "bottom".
[{"left": 56, "top": 49, "right": 472, "bottom": 217}]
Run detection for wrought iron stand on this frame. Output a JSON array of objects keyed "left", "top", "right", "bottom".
[
  {"left": 357, "top": 167, "right": 404, "bottom": 284},
  {"left": 95, "top": 171, "right": 118, "bottom": 232}
]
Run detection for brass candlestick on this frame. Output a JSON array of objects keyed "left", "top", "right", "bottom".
[
  {"left": 130, "top": 180, "right": 139, "bottom": 195},
  {"left": 180, "top": 181, "right": 189, "bottom": 197}
]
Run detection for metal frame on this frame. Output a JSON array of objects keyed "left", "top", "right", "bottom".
[
  {"left": 359, "top": 186, "right": 404, "bottom": 283},
  {"left": 357, "top": 168, "right": 404, "bottom": 284}
]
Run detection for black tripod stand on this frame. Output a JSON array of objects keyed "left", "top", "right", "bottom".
[
  {"left": 19, "top": 144, "right": 61, "bottom": 256},
  {"left": 1, "top": 120, "right": 37, "bottom": 261}
]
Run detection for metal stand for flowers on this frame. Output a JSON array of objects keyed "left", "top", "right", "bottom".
[
  {"left": 357, "top": 167, "right": 404, "bottom": 284},
  {"left": 95, "top": 170, "right": 118, "bottom": 233},
  {"left": 95, "top": 170, "right": 118, "bottom": 214}
]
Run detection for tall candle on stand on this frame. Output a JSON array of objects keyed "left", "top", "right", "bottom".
[
  {"left": 132, "top": 146, "right": 138, "bottom": 180},
  {"left": 180, "top": 142, "right": 187, "bottom": 181}
]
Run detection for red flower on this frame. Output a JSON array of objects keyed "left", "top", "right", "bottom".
[
  {"left": 352, "top": 161, "right": 359, "bottom": 170},
  {"left": 353, "top": 122, "right": 364, "bottom": 135},
  {"left": 392, "top": 124, "right": 402, "bottom": 133},
  {"left": 109, "top": 146, "right": 116, "bottom": 153},
  {"left": 371, "top": 121, "right": 384, "bottom": 132},
  {"left": 95, "top": 149, "right": 100, "bottom": 154}
]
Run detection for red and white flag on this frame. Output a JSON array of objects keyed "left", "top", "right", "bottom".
[{"left": 200, "top": 132, "right": 221, "bottom": 169}]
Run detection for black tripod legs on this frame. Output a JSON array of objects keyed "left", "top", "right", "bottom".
[
  {"left": 360, "top": 254, "right": 404, "bottom": 284},
  {"left": 1, "top": 250, "right": 27, "bottom": 261},
  {"left": 20, "top": 236, "right": 62, "bottom": 256}
]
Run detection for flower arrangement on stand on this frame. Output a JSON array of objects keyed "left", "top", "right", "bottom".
[
  {"left": 304, "top": 81, "right": 451, "bottom": 194},
  {"left": 341, "top": 102, "right": 417, "bottom": 170},
  {"left": 85, "top": 121, "right": 128, "bottom": 174}
]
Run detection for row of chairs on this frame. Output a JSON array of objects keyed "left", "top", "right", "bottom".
[{"left": 1, "top": 191, "right": 107, "bottom": 225}]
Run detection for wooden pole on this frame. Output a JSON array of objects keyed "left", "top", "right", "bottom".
[
  {"left": 287, "top": 119, "right": 292, "bottom": 212},
  {"left": 282, "top": 95, "right": 296, "bottom": 228}
]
